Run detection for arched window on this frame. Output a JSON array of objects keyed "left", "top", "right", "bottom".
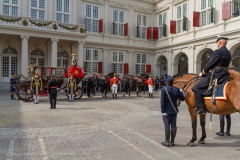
[
  {"left": 2, "top": 47, "right": 18, "bottom": 79},
  {"left": 30, "top": 49, "right": 45, "bottom": 66},
  {"left": 57, "top": 50, "right": 69, "bottom": 67}
]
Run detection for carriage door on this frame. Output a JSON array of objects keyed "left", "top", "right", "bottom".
[
  {"left": 29, "top": 49, "right": 45, "bottom": 66},
  {"left": 2, "top": 47, "right": 18, "bottom": 82}
]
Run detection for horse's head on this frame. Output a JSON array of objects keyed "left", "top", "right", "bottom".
[{"left": 173, "top": 73, "right": 198, "bottom": 89}]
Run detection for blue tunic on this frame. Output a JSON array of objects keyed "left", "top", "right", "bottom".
[{"left": 9, "top": 77, "right": 16, "bottom": 93}]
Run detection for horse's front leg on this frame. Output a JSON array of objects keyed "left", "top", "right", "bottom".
[
  {"left": 198, "top": 114, "right": 206, "bottom": 144},
  {"left": 187, "top": 109, "right": 197, "bottom": 146}
]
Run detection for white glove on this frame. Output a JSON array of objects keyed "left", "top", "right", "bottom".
[
  {"left": 199, "top": 72, "right": 203, "bottom": 77},
  {"left": 180, "top": 89, "right": 183, "bottom": 92},
  {"left": 162, "top": 113, "right": 167, "bottom": 116}
]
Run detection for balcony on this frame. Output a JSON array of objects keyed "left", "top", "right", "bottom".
[{"left": 0, "top": 14, "right": 86, "bottom": 35}]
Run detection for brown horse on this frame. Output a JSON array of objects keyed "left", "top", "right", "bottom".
[{"left": 172, "top": 69, "right": 240, "bottom": 146}]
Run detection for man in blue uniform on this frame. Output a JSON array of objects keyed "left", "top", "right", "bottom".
[
  {"left": 192, "top": 35, "right": 232, "bottom": 114},
  {"left": 10, "top": 73, "right": 16, "bottom": 100},
  {"left": 161, "top": 76, "right": 185, "bottom": 147},
  {"left": 47, "top": 74, "right": 60, "bottom": 109}
]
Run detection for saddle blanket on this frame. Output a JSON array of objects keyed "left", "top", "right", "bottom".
[{"left": 204, "top": 82, "right": 229, "bottom": 101}]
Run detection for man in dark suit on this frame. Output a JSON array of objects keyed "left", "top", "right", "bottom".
[
  {"left": 10, "top": 73, "right": 16, "bottom": 100},
  {"left": 192, "top": 35, "right": 232, "bottom": 114},
  {"left": 47, "top": 74, "right": 60, "bottom": 109},
  {"left": 161, "top": 76, "right": 185, "bottom": 147}
]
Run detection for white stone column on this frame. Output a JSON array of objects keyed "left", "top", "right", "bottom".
[
  {"left": 51, "top": 38, "right": 58, "bottom": 67},
  {"left": 188, "top": 46, "right": 195, "bottom": 73},
  {"left": 78, "top": 41, "right": 85, "bottom": 67},
  {"left": 103, "top": 49, "right": 109, "bottom": 74},
  {"left": 128, "top": 51, "right": 133, "bottom": 75},
  {"left": 21, "top": 35, "right": 29, "bottom": 77}
]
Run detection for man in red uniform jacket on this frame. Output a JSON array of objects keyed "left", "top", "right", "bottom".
[
  {"left": 110, "top": 74, "right": 119, "bottom": 99},
  {"left": 146, "top": 75, "right": 154, "bottom": 98}
]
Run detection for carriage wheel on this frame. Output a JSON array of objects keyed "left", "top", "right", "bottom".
[
  {"left": 16, "top": 80, "right": 33, "bottom": 102},
  {"left": 74, "top": 86, "right": 83, "bottom": 100}
]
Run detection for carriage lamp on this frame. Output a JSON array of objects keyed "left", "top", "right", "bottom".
[
  {"left": 75, "top": 92, "right": 79, "bottom": 96},
  {"left": 27, "top": 90, "right": 31, "bottom": 94}
]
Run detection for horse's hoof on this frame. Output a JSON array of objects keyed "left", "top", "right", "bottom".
[
  {"left": 198, "top": 140, "right": 205, "bottom": 144},
  {"left": 187, "top": 142, "right": 195, "bottom": 146}
]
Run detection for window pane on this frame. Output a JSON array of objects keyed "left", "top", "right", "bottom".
[
  {"left": 142, "top": 27, "right": 146, "bottom": 39},
  {"left": 201, "top": 0, "right": 206, "bottom": 10},
  {"left": 3, "top": 0, "right": 9, "bottom": 3},
  {"left": 63, "top": 60, "right": 68, "bottom": 67},
  {"left": 2, "top": 57, "right": 9, "bottom": 77},
  {"left": 31, "top": 9, "right": 37, "bottom": 18},
  {"left": 86, "top": 4, "right": 91, "bottom": 18},
  {"left": 64, "top": 0, "right": 69, "bottom": 13},
  {"left": 113, "top": 10, "right": 118, "bottom": 22},
  {"left": 207, "top": 9, "right": 212, "bottom": 24},
  {"left": 201, "top": 11, "right": 206, "bottom": 26},
  {"left": 85, "top": 49, "right": 91, "bottom": 60},
  {"left": 86, "top": 19, "right": 91, "bottom": 32},
  {"left": 119, "top": 24, "right": 123, "bottom": 36},
  {"left": 92, "top": 62, "right": 98, "bottom": 73},
  {"left": 93, "top": 6, "right": 98, "bottom": 19},
  {"left": 93, "top": 50, "right": 98, "bottom": 60},
  {"left": 38, "top": 59, "right": 44, "bottom": 66},
  {"left": 39, "top": 11, "right": 45, "bottom": 19},
  {"left": 57, "top": 13, "right": 62, "bottom": 22},
  {"left": 93, "top": 20, "right": 98, "bottom": 32},
  {"left": 137, "top": 54, "right": 141, "bottom": 63},
  {"left": 56, "top": 0, "right": 62, "bottom": 12},
  {"left": 11, "top": 57, "right": 18, "bottom": 75},
  {"left": 3, "top": 5, "right": 9, "bottom": 15},
  {"left": 64, "top": 14, "right": 69, "bottom": 23},
  {"left": 177, "top": 6, "right": 182, "bottom": 19},
  {"left": 31, "top": 0, "right": 37, "bottom": 8},
  {"left": 208, "top": 0, "right": 213, "bottom": 8},
  {"left": 57, "top": 60, "right": 61, "bottom": 67},
  {"left": 113, "top": 64, "right": 117, "bottom": 73},
  {"left": 142, "top": 54, "right": 146, "bottom": 63},
  {"left": 85, "top": 62, "right": 91, "bottom": 71},
  {"left": 12, "top": 6, "right": 18, "bottom": 16},
  {"left": 12, "top": 0, "right": 18, "bottom": 5},
  {"left": 118, "top": 64, "right": 123, "bottom": 74},
  {"left": 159, "top": 14, "right": 162, "bottom": 26},
  {"left": 113, "top": 52, "right": 117, "bottom": 62},
  {"left": 39, "top": 0, "right": 45, "bottom": 9},
  {"left": 141, "top": 65, "right": 145, "bottom": 73},
  {"left": 119, "top": 52, "right": 123, "bottom": 62},
  {"left": 136, "top": 65, "right": 140, "bottom": 74},
  {"left": 183, "top": 3, "right": 187, "bottom": 17},
  {"left": 163, "top": 12, "right": 167, "bottom": 24},
  {"left": 137, "top": 14, "right": 141, "bottom": 25},
  {"left": 177, "top": 20, "right": 181, "bottom": 33},
  {"left": 119, "top": 11, "right": 124, "bottom": 23},
  {"left": 113, "top": 23, "right": 118, "bottom": 35},
  {"left": 142, "top": 15, "right": 147, "bottom": 26},
  {"left": 159, "top": 27, "right": 163, "bottom": 38}
]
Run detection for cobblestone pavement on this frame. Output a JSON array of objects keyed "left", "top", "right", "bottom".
[{"left": 0, "top": 88, "right": 240, "bottom": 160}]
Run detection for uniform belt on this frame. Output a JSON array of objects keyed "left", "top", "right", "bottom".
[
  {"left": 214, "top": 67, "right": 228, "bottom": 70},
  {"left": 50, "top": 87, "right": 57, "bottom": 88}
]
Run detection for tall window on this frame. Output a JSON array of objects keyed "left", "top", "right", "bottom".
[
  {"left": 232, "top": 1, "right": 239, "bottom": 18},
  {"left": 136, "top": 53, "right": 146, "bottom": 74},
  {"left": 137, "top": 14, "right": 147, "bottom": 39},
  {"left": 57, "top": 50, "right": 69, "bottom": 67},
  {"left": 112, "top": 52, "right": 124, "bottom": 74},
  {"left": 2, "top": 47, "right": 18, "bottom": 78},
  {"left": 85, "top": 4, "right": 99, "bottom": 33},
  {"left": 30, "top": 49, "right": 45, "bottom": 66},
  {"left": 85, "top": 49, "right": 99, "bottom": 73},
  {"left": 113, "top": 10, "right": 124, "bottom": 36},
  {"left": 2, "top": 0, "right": 19, "bottom": 16},
  {"left": 56, "top": 0, "right": 70, "bottom": 23},
  {"left": 200, "top": 0, "right": 213, "bottom": 26},
  {"left": 31, "top": 0, "right": 45, "bottom": 19},
  {"left": 176, "top": 3, "right": 187, "bottom": 33},
  {"left": 159, "top": 12, "right": 167, "bottom": 38}
]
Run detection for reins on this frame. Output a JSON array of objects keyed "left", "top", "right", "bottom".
[{"left": 182, "top": 76, "right": 203, "bottom": 92}]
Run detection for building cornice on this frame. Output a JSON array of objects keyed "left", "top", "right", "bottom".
[
  {"left": 82, "top": 0, "right": 104, "bottom": 5},
  {"left": 109, "top": 1, "right": 129, "bottom": 10},
  {"left": 155, "top": 5, "right": 170, "bottom": 14},
  {"left": 133, "top": 6, "right": 153, "bottom": 14}
]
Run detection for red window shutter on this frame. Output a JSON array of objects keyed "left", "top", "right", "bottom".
[
  {"left": 222, "top": 1, "right": 231, "bottom": 20},
  {"left": 98, "top": 19, "right": 103, "bottom": 33},
  {"left": 193, "top": 11, "right": 200, "bottom": 27},
  {"left": 147, "top": 27, "right": 152, "bottom": 39},
  {"left": 170, "top": 20, "right": 176, "bottom": 34},
  {"left": 124, "top": 63, "right": 129, "bottom": 75},
  {"left": 146, "top": 64, "right": 151, "bottom": 73},
  {"left": 98, "top": 62, "right": 102, "bottom": 73},
  {"left": 124, "top": 23, "right": 128, "bottom": 36},
  {"left": 152, "top": 27, "right": 158, "bottom": 39}
]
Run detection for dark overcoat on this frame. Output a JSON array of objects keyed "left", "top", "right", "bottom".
[{"left": 192, "top": 46, "right": 231, "bottom": 95}]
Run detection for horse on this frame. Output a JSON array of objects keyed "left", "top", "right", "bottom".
[
  {"left": 121, "top": 76, "right": 131, "bottom": 97},
  {"left": 172, "top": 69, "right": 240, "bottom": 146},
  {"left": 96, "top": 75, "right": 110, "bottom": 98}
]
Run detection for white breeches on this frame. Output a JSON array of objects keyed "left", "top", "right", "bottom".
[
  {"left": 148, "top": 86, "right": 153, "bottom": 93},
  {"left": 112, "top": 84, "right": 118, "bottom": 93}
]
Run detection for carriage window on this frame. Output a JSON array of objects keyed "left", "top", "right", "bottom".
[
  {"left": 3, "top": 0, "right": 19, "bottom": 16},
  {"left": 85, "top": 49, "right": 99, "bottom": 73}
]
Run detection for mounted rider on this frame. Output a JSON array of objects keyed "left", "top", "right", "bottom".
[
  {"left": 30, "top": 71, "right": 43, "bottom": 104},
  {"left": 110, "top": 73, "right": 119, "bottom": 99},
  {"left": 192, "top": 35, "right": 232, "bottom": 114}
]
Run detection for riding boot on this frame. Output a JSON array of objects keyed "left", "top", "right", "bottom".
[
  {"left": 112, "top": 94, "right": 114, "bottom": 99},
  {"left": 194, "top": 106, "right": 206, "bottom": 114},
  {"left": 225, "top": 118, "right": 231, "bottom": 136},
  {"left": 115, "top": 94, "right": 118, "bottom": 99},
  {"left": 194, "top": 92, "right": 206, "bottom": 114},
  {"left": 216, "top": 119, "right": 224, "bottom": 136},
  {"left": 171, "top": 128, "right": 177, "bottom": 146},
  {"left": 161, "top": 129, "right": 170, "bottom": 147},
  {"left": 151, "top": 94, "right": 153, "bottom": 98}
]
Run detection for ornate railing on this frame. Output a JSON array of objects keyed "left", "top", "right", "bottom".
[{"left": 0, "top": 14, "right": 86, "bottom": 34}]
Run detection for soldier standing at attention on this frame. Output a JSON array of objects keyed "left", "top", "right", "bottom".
[
  {"left": 30, "top": 71, "right": 42, "bottom": 104},
  {"left": 146, "top": 75, "right": 154, "bottom": 98},
  {"left": 110, "top": 74, "right": 119, "bottom": 99},
  {"left": 47, "top": 74, "right": 60, "bottom": 109},
  {"left": 66, "top": 74, "right": 76, "bottom": 102},
  {"left": 10, "top": 73, "right": 16, "bottom": 100}
]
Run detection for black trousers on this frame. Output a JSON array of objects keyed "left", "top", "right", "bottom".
[
  {"left": 194, "top": 92, "right": 206, "bottom": 108},
  {"left": 50, "top": 94, "right": 57, "bottom": 108},
  {"left": 162, "top": 114, "right": 177, "bottom": 130}
]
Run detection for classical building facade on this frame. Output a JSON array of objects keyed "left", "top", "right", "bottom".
[{"left": 0, "top": 0, "right": 240, "bottom": 82}]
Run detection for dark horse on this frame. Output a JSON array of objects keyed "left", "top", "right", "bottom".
[
  {"left": 96, "top": 75, "right": 110, "bottom": 98},
  {"left": 121, "top": 75, "right": 131, "bottom": 97},
  {"left": 172, "top": 69, "right": 240, "bottom": 146},
  {"left": 82, "top": 76, "right": 97, "bottom": 98},
  {"left": 127, "top": 73, "right": 149, "bottom": 97}
]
